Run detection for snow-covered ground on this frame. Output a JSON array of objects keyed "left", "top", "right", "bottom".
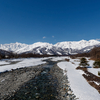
[
  {"left": 0, "top": 56, "right": 100, "bottom": 100},
  {"left": 57, "top": 57, "right": 100, "bottom": 100},
  {"left": 0, "top": 58, "right": 47, "bottom": 73},
  {"left": 69, "top": 57, "right": 100, "bottom": 77}
]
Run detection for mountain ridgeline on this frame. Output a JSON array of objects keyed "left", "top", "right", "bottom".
[{"left": 0, "top": 40, "right": 100, "bottom": 59}]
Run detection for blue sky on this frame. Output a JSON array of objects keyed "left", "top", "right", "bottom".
[{"left": 0, "top": 0, "right": 100, "bottom": 44}]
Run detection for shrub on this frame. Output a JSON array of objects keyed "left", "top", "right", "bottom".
[
  {"left": 98, "top": 71, "right": 100, "bottom": 76},
  {"left": 79, "top": 57, "right": 89, "bottom": 67},
  {"left": 93, "top": 60, "right": 100, "bottom": 68}
]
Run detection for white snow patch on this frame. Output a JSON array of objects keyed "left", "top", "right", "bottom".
[
  {"left": 0, "top": 58, "right": 47, "bottom": 73},
  {"left": 1, "top": 79, "right": 5, "bottom": 82},
  {"left": 0, "top": 61, "right": 10, "bottom": 65},
  {"left": 57, "top": 52, "right": 62, "bottom": 55},
  {"left": 51, "top": 56, "right": 68, "bottom": 61},
  {"left": 88, "top": 68, "right": 100, "bottom": 77},
  {"left": 87, "top": 59, "right": 95, "bottom": 67}
]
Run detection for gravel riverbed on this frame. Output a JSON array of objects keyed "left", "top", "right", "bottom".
[{"left": 0, "top": 59, "right": 77, "bottom": 100}]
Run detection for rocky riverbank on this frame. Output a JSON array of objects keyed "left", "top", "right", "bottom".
[
  {"left": 0, "top": 59, "right": 77, "bottom": 100},
  {"left": 0, "top": 63, "right": 45, "bottom": 99}
]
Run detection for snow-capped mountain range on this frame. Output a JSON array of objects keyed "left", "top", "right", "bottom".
[{"left": 0, "top": 40, "right": 100, "bottom": 55}]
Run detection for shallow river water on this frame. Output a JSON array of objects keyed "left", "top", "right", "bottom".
[
  {"left": 0, "top": 59, "right": 76, "bottom": 100},
  {"left": 7, "top": 60, "right": 59, "bottom": 100}
]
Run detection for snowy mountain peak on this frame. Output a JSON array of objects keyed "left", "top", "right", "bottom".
[
  {"left": 16, "top": 42, "right": 53, "bottom": 54},
  {"left": 0, "top": 42, "right": 28, "bottom": 52},
  {"left": 88, "top": 39, "right": 100, "bottom": 43},
  {"left": 0, "top": 39, "right": 100, "bottom": 55},
  {"left": 32, "top": 42, "right": 53, "bottom": 47},
  {"left": 54, "top": 39, "right": 100, "bottom": 50}
]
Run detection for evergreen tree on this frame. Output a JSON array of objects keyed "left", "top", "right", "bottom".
[
  {"left": 93, "top": 60, "right": 100, "bottom": 68},
  {"left": 79, "top": 58, "right": 89, "bottom": 67}
]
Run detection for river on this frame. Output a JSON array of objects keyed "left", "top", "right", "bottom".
[{"left": 0, "top": 59, "right": 76, "bottom": 100}]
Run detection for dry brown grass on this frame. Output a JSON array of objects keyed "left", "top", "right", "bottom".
[
  {"left": 93, "top": 66, "right": 100, "bottom": 68},
  {"left": 65, "top": 58, "right": 70, "bottom": 62},
  {"left": 83, "top": 72, "right": 100, "bottom": 93},
  {"left": 71, "top": 62, "right": 75, "bottom": 64},
  {"left": 89, "top": 82, "right": 100, "bottom": 93},
  {"left": 88, "top": 58, "right": 95, "bottom": 60},
  {"left": 76, "top": 66, "right": 88, "bottom": 72}
]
